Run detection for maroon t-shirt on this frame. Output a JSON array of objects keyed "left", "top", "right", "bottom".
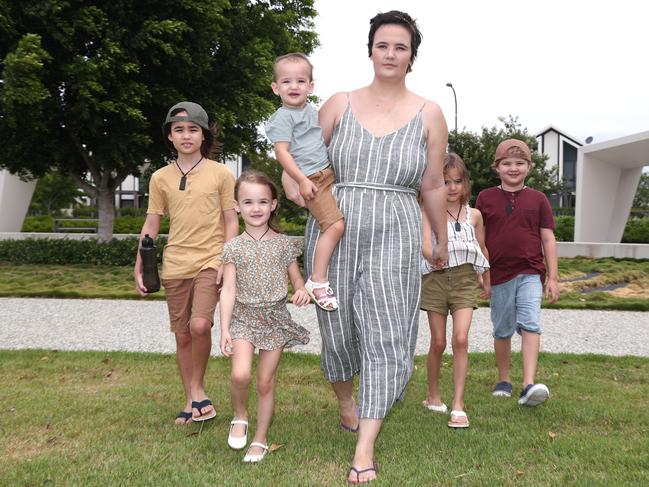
[{"left": 476, "top": 187, "right": 555, "bottom": 285}]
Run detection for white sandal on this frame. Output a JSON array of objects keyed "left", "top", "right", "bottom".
[
  {"left": 305, "top": 278, "right": 338, "bottom": 311},
  {"left": 227, "top": 419, "right": 248, "bottom": 450},
  {"left": 242, "top": 442, "right": 268, "bottom": 463},
  {"left": 448, "top": 410, "right": 470, "bottom": 428},
  {"left": 422, "top": 400, "right": 448, "bottom": 413}
]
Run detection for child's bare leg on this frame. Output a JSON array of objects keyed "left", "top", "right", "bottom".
[
  {"left": 310, "top": 219, "right": 344, "bottom": 284},
  {"left": 230, "top": 339, "right": 254, "bottom": 437},
  {"left": 521, "top": 331, "right": 540, "bottom": 386},
  {"left": 450, "top": 308, "right": 472, "bottom": 412},
  {"left": 494, "top": 337, "right": 512, "bottom": 383},
  {"left": 174, "top": 331, "right": 193, "bottom": 423},
  {"left": 425, "top": 311, "right": 447, "bottom": 406},
  {"left": 248, "top": 347, "right": 283, "bottom": 455},
  {"left": 189, "top": 317, "right": 214, "bottom": 417}
]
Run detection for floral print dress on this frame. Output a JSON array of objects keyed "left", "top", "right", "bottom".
[{"left": 221, "top": 234, "right": 310, "bottom": 350}]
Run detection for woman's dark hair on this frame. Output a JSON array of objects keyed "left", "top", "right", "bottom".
[
  {"left": 234, "top": 170, "right": 282, "bottom": 233},
  {"left": 443, "top": 153, "right": 471, "bottom": 206},
  {"left": 367, "top": 10, "right": 422, "bottom": 73},
  {"left": 163, "top": 108, "right": 221, "bottom": 158}
]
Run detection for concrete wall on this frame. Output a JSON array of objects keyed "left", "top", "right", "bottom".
[{"left": 0, "top": 170, "right": 37, "bottom": 232}]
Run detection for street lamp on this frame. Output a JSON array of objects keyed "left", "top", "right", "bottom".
[{"left": 446, "top": 82, "right": 457, "bottom": 133}]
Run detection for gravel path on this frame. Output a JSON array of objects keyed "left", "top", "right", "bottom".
[{"left": 1, "top": 297, "right": 648, "bottom": 357}]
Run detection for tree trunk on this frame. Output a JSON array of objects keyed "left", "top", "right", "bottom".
[{"left": 96, "top": 188, "right": 115, "bottom": 242}]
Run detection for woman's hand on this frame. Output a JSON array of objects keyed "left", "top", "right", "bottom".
[
  {"left": 220, "top": 330, "right": 233, "bottom": 357},
  {"left": 431, "top": 243, "right": 448, "bottom": 269},
  {"left": 291, "top": 288, "right": 310, "bottom": 307}
]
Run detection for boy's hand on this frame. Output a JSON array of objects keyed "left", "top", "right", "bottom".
[
  {"left": 291, "top": 288, "right": 310, "bottom": 307},
  {"left": 220, "top": 330, "right": 233, "bottom": 357},
  {"left": 298, "top": 178, "right": 318, "bottom": 201},
  {"left": 544, "top": 277, "right": 560, "bottom": 304},
  {"left": 134, "top": 272, "right": 148, "bottom": 296},
  {"left": 479, "top": 277, "right": 491, "bottom": 300},
  {"left": 215, "top": 266, "right": 224, "bottom": 292}
]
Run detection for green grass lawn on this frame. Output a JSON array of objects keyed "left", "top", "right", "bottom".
[
  {"left": 2, "top": 257, "right": 648, "bottom": 310},
  {"left": 1, "top": 350, "right": 648, "bottom": 486}
]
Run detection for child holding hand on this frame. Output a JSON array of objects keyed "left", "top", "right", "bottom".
[
  {"left": 421, "top": 153, "right": 490, "bottom": 428},
  {"left": 219, "top": 170, "right": 310, "bottom": 462},
  {"left": 264, "top": 52, "right": 344, "bottom": 312}
]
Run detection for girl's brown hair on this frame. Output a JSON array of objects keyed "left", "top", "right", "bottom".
[
  {"left": 234, "top": 170, "right": 282, "bottom": 233},
  {"left": 163, "top": 108, "right": 222, "bottom": 159},
  {"left": 443, "top": 153, "right": 471, "bottom": 205}
]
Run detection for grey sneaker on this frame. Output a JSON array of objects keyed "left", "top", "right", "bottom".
[
  {"left": 518, "top": 383, "right": 550, "bottom": 406},
  {"left": 492, "top": 381, "right": 513, "bottom": 397}
]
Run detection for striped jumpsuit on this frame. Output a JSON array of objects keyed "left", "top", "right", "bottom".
[{"left": 305, "top": 103, "right": 428, "bottom": 419}]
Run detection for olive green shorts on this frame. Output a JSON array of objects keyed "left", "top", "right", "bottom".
[{"left": 421, "top": 263, "right": 478, "bottom": 315}]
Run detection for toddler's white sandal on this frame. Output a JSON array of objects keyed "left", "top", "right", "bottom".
[{"left": 305, "top": 278, "right": 338, "bottom": 311}]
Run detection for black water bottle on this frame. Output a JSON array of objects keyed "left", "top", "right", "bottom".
[{"left": 140, "top": 234, "right": 160, "bottom": 293}]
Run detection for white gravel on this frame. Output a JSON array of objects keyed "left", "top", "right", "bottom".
[{"left": 1, "top": 297, "right": 648, "bottom": 357}]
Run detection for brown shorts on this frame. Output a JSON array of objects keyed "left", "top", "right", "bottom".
[
  {"left": 162, "top": 267, "right": 219, "bottom": 333},
  {"left": 421, "top": 263, "right": 478, "bottom": 315},
  {"left": 305, "top": 167, "right": 344, "bottom": 232}
]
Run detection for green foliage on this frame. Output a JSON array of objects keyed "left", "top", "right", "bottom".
[
  {"left": 0, "top": 237, "right": 166, "bottom": 266},
  {"left": 22, "top": 215, "right": 170, "bottom": 234},
  {"left": 448, "top": 116, "right": 562, "bottom": 203},
  {"left": 554, "top": 215, "right": 575, "bottom": 242},
  {"left": 633, "top": 172, "right": 649, "bottom": 208},
  {"left": 29, "top": 171, "right": 85, "bottom": 215},
  {"left": 0, "top": 1, "right": 318, "bottom": 238},
  {"left": 622, "top": 217, "right": 649, "bottom": 243}
]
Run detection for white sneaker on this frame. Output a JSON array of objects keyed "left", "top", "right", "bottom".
[{"left": 518, "top": 383, "right": 550, "bottom": 406}]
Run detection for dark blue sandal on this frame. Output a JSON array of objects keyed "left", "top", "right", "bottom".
[
  {"left": 175, "top": 411, "right": 193, "bottom": 424},
  {"left": 191, "top": 399, "right": 216, "bottom": 422},
  {"left": 348, "top": 463, "right": 378, "bottom": 484}
]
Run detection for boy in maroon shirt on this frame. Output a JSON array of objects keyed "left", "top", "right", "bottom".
[{"left": 476, "top": 139, "right": 559, "bottom": 406}]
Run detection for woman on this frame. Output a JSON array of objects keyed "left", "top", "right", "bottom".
[{"left": 302, "top": 11, "right": 448, "bottom": 484}]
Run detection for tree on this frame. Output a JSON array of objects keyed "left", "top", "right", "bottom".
[
  {"left": 29, "top": 170, "right": 85, "bottom": 215},
  {"left": 0, "top": 0, "right": 318, "bottom": 240},
  {"left": 632, "top": 172, "right": 649, "bottom": 209},
  {"left": 448, "top": 116, "right": 562, "bottom": 203}
]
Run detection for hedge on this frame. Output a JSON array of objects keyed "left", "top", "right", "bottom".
[
  {"left": 0, "top": 238, "right": 166, "bottom": 266},
  {"left": 554, "top": 216, "right": 649, "bottom": 243}
]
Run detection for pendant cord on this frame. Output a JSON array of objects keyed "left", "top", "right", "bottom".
[
  {"left": 447, "top": 206, "right": 462, "bottom": 232},
  {"left": 244, "top": 226, "right": 270, "bottom": 241},
  {"left": 176, "top": 156, "right": 204, "bottom": 178}
]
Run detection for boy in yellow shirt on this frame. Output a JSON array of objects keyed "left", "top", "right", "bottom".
[{"left": 134, "top": 101, "right": 238, "bottom": 424}]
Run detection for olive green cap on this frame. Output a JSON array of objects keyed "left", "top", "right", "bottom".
[{"left": 163, "top": 101, "right": 209, "bottom": 131}]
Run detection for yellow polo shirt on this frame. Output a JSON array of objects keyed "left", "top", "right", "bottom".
[{"left": 147, "top": 160, "right": 235, "bottom": 280}]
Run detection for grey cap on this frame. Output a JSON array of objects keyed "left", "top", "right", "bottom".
[{"left": 163, "top": 101, "right": 209, "bottom": 130}]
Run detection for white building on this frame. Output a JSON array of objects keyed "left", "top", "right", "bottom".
[{"left": 536, "top": 125, "right": 583, "bottom": 208}]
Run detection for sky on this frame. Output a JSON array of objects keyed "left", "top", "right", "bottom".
[{"left": 309, "top": 0, "right": 649, "bottom": 144}]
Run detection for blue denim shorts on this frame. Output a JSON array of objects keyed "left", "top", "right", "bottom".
[{"left": 490, "top": 274, "right": 543, "bottom": 339}]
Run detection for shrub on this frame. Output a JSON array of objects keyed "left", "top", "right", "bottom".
[
  {"left": 554, "top": 216, "right": 575, "bottom": 242},
  {"left": 622, "top": 217, "right": 649, "bottom": 243},
  {"left": 0, "top": 237, "right": 167, "bottom": 266}
]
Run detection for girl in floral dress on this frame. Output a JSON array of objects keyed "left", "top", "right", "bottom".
[{"left": 219, "top": 170, "right": 310, "bottom": 463}]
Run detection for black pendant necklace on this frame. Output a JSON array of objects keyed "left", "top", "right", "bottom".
[
  {"left": 500, "top": 186, "right": 525, "bottom": 215},
  {"left": 244, "top": 226, "right": 270, "bottom": 241},
  {"left": 176, "top": 156, "right": 203, "bottom": 191},
  {"left": 447, "top": 206, "right": 462, "bottom": 232}
]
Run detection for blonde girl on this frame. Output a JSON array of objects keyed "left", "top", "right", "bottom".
[
  {"left": 220, "top": 170, "right": 310, "bottom": 462},
  {"left": 421, "top": 153, "right": 490, "bottom": 428}
]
